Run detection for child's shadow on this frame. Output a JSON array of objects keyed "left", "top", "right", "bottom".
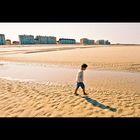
[{"left": 79, "top": 95, "right": 117, "bottom": 112}]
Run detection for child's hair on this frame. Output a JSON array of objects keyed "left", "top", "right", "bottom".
[{"left": 81, "top": 64, "right": 88, "bottom": 68}]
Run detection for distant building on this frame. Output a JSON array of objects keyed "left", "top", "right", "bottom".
[
  {"left": 88, "top": 40, "right": 95, "bottom": 45},
  {"left": 19, "top": 35, "right": 57, "bottom": 44},
  {"left": 34, "top": 36, "right": 48, "bottom": 44},
  {"left": 80, "top": 38, "right": 95, "bottom": 45},
  {"left": 47, "top": 36, "right": 57, "bottom": 44},
  {"left": 104, "top": 40, "right": 111, "bottom": 45},
  {"left": 6, "top": 39, "right": 11, "bottom": 45},
  {"left": 58, "top": 38, "right": 76, "bottom": 44},
  {"left": 0, "top": 34, "right": 6, "bottom": 45},
  {"left": 80, "top": 38, "right": 88, "bottom": 45},
  {"left": 96, "top": 40, "right": 105, "bottom": 45},
  {"left": 96, "top": 40, "right": 111, "bottom": 45},
  {"left": 19, "top": 35, "right": 35, "bottom": 44},
  {"left": 34, "top": 36, "right": 56, "bottom": 44},
  {"left": 12, "top": 41, "right": 20, "bottom": 45}
]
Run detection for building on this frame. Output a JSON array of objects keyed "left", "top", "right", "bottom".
[
  {"left": 6, "top": 39, "right": 11, "bottom": 45},
  {"left": 34, "top": 36, "right": 48, "bottom": 44},
  {"left": 58, "top": 38, "right": 76, "bottom": 44},
  {"left": 34, "top": 36, "right": 56, "bottom": 44},
  {"left": 47, "top": 36, "right": 57, "bottom": 44},
  {"left": 104, "top": 40, "right": 111, "bottom": 45},
  {"left": 12, "top": 41, "right": 20, "bottom": 45},
  {"left": 19, "top": 35, "right": 35, "bottom": 44},
  {"left": 80, "top": 38, "right": 95, "bottom": 45},
  {"left": 96, "top": 40, "right": 111, "bottom": 45},
  {"left": 88, "top": 40, "right": 95, "bottom": 45},
  {"left": 19, "top": 35, "right": 57, "bottom": 44},
  {"left": 80, "top": 38, "right": 88, "bottom": 44},
  {"left": 0, "top": 34, "right": 6, "bottom": 45},
  {"left": 96, "top": 40, "right": 105, "bottom": 45}
]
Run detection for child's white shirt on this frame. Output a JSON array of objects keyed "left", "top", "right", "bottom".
[{"left": 76, "top": 69, "right": 84, "bottom": 82}]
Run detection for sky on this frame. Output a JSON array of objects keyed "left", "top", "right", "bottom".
[{"left": 0, "top": 23, "right": 140, "bottom": 44}]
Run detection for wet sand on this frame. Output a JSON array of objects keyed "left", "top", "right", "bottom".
[
  {"left": 0, "top": 45, "right": 140, "bottom": 117},
  {"left": 0, "top": 62, "right": 140, "bottom": 92},
  {"left": 0, "top": 45, "right": 140, "bottom": 72}
]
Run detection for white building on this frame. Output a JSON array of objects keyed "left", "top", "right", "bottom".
[
  {"left": 6, "top": 39, "right": 11, "bottom": 45},
  {"left": 96, "top": 40, "right": 111, "bottom": 45},
  {"left": 80, "top": 38, "right": 95, "bottom": 45},
  {"left": 34, "top": 36, "right": 56, "bottom": 44}
]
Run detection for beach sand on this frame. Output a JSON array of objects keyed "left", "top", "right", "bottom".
[
  {"left": 0, "top": 44, "right": 140, "bottom": 117},
  {"left": 1, "top": 44, "right": 140, "bottom": 72},
  {"left": 0, "top": 78, "right": 139, "bottom": 117}
]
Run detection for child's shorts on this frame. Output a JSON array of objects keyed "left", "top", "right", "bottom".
[{"left": 76, "top": 82, "right": 85, "bottom": 89}]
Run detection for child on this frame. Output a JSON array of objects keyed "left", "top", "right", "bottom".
[{"left": 74, "top": 64, "right": 88, "bottom": 96}]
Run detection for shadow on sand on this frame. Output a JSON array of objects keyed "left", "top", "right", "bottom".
[{"left": 79, "top": 95, "right": 117, "bottom": 112}]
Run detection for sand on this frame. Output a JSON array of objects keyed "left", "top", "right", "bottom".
[
  {"left": 0, "top": 44, "right": 140, "bottom": 72},
  {"left": 0, "top": 44, "right": 140, "bottom": 117},
  {"left": 0, "top": 78, "right": 139, "bottom": 117}
]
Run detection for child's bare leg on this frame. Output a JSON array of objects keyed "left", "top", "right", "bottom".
[
  {"left": 82, "top": 87, "right": 88, "bottom": 95},
  {"left": 74, "top": 87, "right": 79, "bottom": 95}
]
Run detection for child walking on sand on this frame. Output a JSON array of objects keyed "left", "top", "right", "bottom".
[{"left": 74, "top": 64, "right": 88, "bottom": 96}]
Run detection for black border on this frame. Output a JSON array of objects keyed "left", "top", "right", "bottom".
[
  {"left": 0, "top": 1, "right": 140, "bottom": 135},
  {"left": 1, "top": 0, "right": 140, "bottom": 22},
  {"left": 0, "top": 118, "right": 140, "bottom": 130}
]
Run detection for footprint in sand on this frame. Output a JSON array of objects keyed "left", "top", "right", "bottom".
[
  {"left": 86, "top": 111, "right": 94, "bottom": 116},
  {"left": 118, "top": 108, "right": 123, "bottom": 113}
]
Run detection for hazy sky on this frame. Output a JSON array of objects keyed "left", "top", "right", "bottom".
[{"left": 0, "top": 23, "right": 140, "bottom": 44}]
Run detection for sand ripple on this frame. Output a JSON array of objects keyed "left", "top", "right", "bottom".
[{"left": 0, "top": 78, "right": 139, "bottom": 117}]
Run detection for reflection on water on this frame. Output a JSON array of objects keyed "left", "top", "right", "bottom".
[{"left": 0, "top": 62, "right": 140, "bottom": 90}]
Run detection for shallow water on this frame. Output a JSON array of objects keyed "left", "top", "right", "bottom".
[{"left": 0, "top": 62, "right": 140, "bottom": 90}]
